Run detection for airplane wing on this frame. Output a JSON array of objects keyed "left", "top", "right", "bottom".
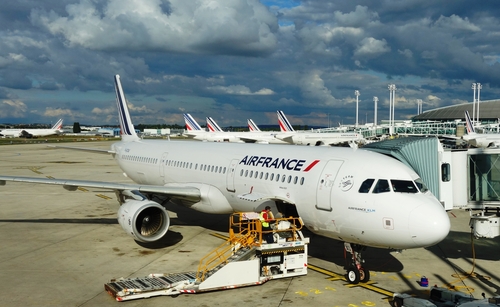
[
  {"left": 0, "top": 176, "right": 201, "bottom": 203},
  {"left": 48, "top": 145, "right": 115, "bottom": 154}
]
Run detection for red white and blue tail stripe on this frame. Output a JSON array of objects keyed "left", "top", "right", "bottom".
[
  {"left": 51, "top": 118, "right": 64, "bottom": 130},
  {"left": 206, "top": 117, "right": 223, "bottom": 132},
  {"left": 114, "top": 75, "right": 139, "bottom": 141},
  {"left": 464, "top": 111, "right": 475, "bottom": 135},
  {"left": 184, "top": 114, "right": 203, "bottom": 131},
  {"left": 247, "top": 119, "right": 261, "bottom": 132},
  {"left": 277, "top": 110, "right": 295, "bottom": 132}
]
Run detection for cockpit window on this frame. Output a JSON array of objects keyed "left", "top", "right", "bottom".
[
  {"left": 391, "top": 180, "right": 418, "bottom": 193},
  {"left": 373, "top": 179, "right": 390, "bottom": 193},
  {"left": 358, "top": 179, "right": 375, "bottom": 193},
  {"left": 414, "top": 178, "right": 429, "bottom": 193}
]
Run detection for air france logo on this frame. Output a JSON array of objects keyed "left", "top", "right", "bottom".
[{"left": 239, "top": 155, "right": 320, "bottom": 172}]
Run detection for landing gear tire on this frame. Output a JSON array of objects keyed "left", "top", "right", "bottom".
[
  {"left": 346, "top": 267, "right": 360, "bottom": 284},
  {"left": 359, "top": 268, "right": 370, "bottom": 283}
]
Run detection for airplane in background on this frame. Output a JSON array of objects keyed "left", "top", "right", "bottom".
[
  {"left": 0, "top": 75, "right": 450, "bottom": 284},
  {"left": 247, "top": 119, "right": 261, "bottom": 132},
  {"left": 275, "top": 111, "right": 365, "bottom": 146},
  {"left": 0, "top": 119, "right": 64, "bottom": 138},
  {"left": 206, "top": 117, "right": 224, "bottom": 132},
  {"left": 463, "top": 110, "right": 500, "bottom": 148},
  {"left": 183, "top": 114, "right": 288, "bottom": 144}
]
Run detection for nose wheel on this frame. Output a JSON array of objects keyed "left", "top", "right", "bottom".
[{"left": 344, "top": 243, "right": 370, "bottom": 284}]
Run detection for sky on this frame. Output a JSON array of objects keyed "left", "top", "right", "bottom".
[{"left": 1, "top": 0, "right": 500, "bottom": 128}]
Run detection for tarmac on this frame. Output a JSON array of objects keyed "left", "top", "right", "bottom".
[{"left": 0, "top": 140, "right": 499, "bottom": 307}]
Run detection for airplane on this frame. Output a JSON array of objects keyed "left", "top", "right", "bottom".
[
  {"left": 0, "top": 75, "right": 450, "bottom": 284},
  {"left": 206, "top": 117, "right": 224, "bottom": 132},
  {"left": 247, "top": 119, "right": 262, "bottom": 132},
  {"left": 183, "top": 114, "right": 288, "bottom": 144},
  {"left": 462, "top": 110, "right": 500, "bottom": 148},
  {"left": 0, "top": 119, "right": 64, "bottom": 138},
  {"left": 275, "top": 111, "right": 366, "bottom": 146}
]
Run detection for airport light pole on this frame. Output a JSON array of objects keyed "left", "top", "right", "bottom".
[
  {"left": 388, "top": 84, "right": 396, "bottom": 134},
  {"left": 373, "top": 96, "right": 378, "bottom": 126},
  {"left": 355, "top": 90, "right": 360, "bottom": 128},
  {"left": 472, "top": 83, "right": 477, "bottom": 125},
  {"left": 417, "top": 99, "right": 423, "bottom": 115},
  {"left": 476, "top": 83, "right": 482, "bottom": 124}
]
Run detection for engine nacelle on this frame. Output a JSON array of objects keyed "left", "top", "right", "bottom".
[{"left": 117, "top": 199, "right": 170, "bottom": 243}]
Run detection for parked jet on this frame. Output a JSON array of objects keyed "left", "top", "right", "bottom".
[
  {"left": 0, "top": 119, "right": 64, "bottom": 138},
  {"left": 183, "top": 114, "right": 287, "bottom": 144},
  {"left": 463, "top": 110, "right": 500, "bottom": 148},
  {"left": 275, "top": 111, "right": 365, "bottom": 146},
  {"left": 0, "top": 75, "right": 450, "bottom": 284},
  {"left": 248, "top": 119, "right": 262, "bottom": 132}
]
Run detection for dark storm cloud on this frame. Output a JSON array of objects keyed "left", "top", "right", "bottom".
[{"left": 0, "top": 0, "right": 499, "bottom": 126}]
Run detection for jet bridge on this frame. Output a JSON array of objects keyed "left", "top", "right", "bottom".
[
  {"left": 104, "top": 213, "right": 309, "bottom": 301},
  {"left": 363, "top": 136, "right": 500, "bottom": 239}
]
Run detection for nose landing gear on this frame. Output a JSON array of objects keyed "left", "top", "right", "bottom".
[{"left": 344, "top": 243, "right": 370, "bottom": 284}]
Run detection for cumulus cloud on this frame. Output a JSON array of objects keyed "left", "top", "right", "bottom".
[
  {"left": 354, "top": 37, "right": 390, "bottom": 58},
  {"left": 30, "top": 0, "right": 278, "bottom": 56},
  {"left": 434, "top": 15, "right": 481, "bottom": 32},
  {"left": 0, "top": 99, "right": 28, "bottom": 118},
  {"left": 208, "top": 85, "right": 275, "bottom": 95},
  {"left": 43, "top": 107, "right": 73, "bottom": 117}
]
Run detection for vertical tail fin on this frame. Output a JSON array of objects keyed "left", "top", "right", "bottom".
[
  {"left": 51, "top": 119, "right": 64, "bottom": 130},
  {"left": 277, "top": 110, "right": 295, "bottom": 132},
  {"left": 184, "top": 114, "right": 203, "bottom": 131},
  {"left": 247, "top": 119, "right": 261, "bottom": 132},
  {"left": 114, "top": 75, "right": 139, "bottom": 141},
  {"left": 465, "top": 111, "right": 475, "bottom": 135},
  {"left": 206, "top": 117, "right": 224, "bottom": 132}
]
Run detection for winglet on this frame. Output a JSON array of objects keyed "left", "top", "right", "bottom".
[
  {"left": 247, "top": 119, "right": 261, "bottom": 132},
  {"left": 184, "top": 114, "right": 203, "bottom": 131},
  {"left": 114, "top": 75, "right": 139, "bottom": 141},
  {"left": 465, "top": 110, "right": 475, "bottom": 135},
  {"left": 277, "top": 110, "right": 295, "bottom": 132},
  {"left": 206, "top": 117, "right": 224, "bottom": 132}
]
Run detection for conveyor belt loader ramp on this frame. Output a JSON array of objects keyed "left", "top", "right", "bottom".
[{"left": 105, "top": 213, "right": 309, "bottom": 301}]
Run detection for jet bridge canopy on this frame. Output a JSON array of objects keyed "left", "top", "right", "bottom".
[{"left": 362, "top": 137, "right": 441, "bottom": 199}]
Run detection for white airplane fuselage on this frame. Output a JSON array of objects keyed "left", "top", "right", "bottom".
[
  {"left": 112, "top": 139, "right": 449, "bottom": 250},
  {"left": 280, "top": 132, "right": 365, "bottom": 146},
  {"left": 0, "top": 128, "right": 61, "bottom": 138},
  {"left": 188, "top": 130, "right": 289, "bottom": 144}
]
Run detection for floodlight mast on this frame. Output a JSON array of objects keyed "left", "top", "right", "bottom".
[
  {"left": 476, "top": 83, "right": 482, "bottom": 124},
  {"left": 373, "top": 96, "right": 378, "bottom": 126},
  {"left": 355, "top": 90, "right": 360, "bottom": 128},
  {"left": 472, "top": 83, "right": 477, "bottom": 125},
  {"left": 417, "top": 99, "right": 423, "bottom": 115},
  {"left": 388, "top": 84, "right": 396, "bottom": 134}
]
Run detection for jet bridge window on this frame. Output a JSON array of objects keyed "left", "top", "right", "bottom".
[
  {"left": 358, "top": 179, "right": 375, "bottom": 193},
  {"left": 390, "top": 180, "right": 418, "bottom": 193},
  {"left": 372, "top": 179, "right": 390, "bottom": 193}
]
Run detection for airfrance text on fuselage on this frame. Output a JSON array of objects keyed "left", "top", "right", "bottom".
[{"left": 239, "top": 155, "right": 320, "bottom": 172}]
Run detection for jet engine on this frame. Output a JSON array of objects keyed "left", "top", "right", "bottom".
[{"left": 117, "top": 199, "right": 170, "bottom": 243}]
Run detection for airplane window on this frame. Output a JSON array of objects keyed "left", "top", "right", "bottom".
[
  {"left": 287, "top": 175, "right": 292, "bottom": 183},
  {"left": 276, "top": 174, "right": 280, "bottom": 182},
  {"left": 414, "top": 178, "right": 429, "bottom": 193},
  {"left": 211, "top": 165, "right": 214, "bottom": 172},
  {"left": 390, "top": 180, "right": 418, "bottom": 193},
  {"left": 259, "top": 172, "right": 263, "bottom": 179},
  {"left": 240, "top": 169, "right": 243, "bottom": 176},
  {"left": 373, "top": 179, "right": 390, "bottom": 193},
  {"left": 250, "top": 170, "right": 253, "bottom": 177},
  {"left": 245, "top": 170, "right": 248, "bottom": 177},
  {"left": 215, "top": 166, "right": 218, "bottom": 172},
  {"left": 223, "top": 167, "right": 226, "bottom": 173},
  {"left": 294, "top": 176, "right": 298, "bottom": 184},
  {"left": 190, "top": 163, "right": 192, "bottom": 169},
  {"left": 195, "top": 163, "right": 198, "bottom": 170},
  {"left": 358, "top": 179, "right": 375, "bottom": 193},
  {"left": 265, "top": 173, "right": 268, "bottom": 180},
  {"left": 204, "top": 165, "right": 207, "bottom": 171},
  {"left": 300, "top": 177, "right": 305, "bottom": 185},
  {"left": 270, "top": 173, "right": 274, "bottom": 181},
  {"left": 255, "top": 171, "right": 259, "bottom": 179},
  {"left": 282, "top": 175, "right": 286, "bottom": 183}
]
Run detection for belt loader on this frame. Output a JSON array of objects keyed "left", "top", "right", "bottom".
[{"left": 104, "top": 213, "right": 310, "bottom": 301}]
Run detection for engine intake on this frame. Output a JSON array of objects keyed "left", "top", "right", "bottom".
[{"left": 117, "top": 200, "right": 170, "bottom": 243}]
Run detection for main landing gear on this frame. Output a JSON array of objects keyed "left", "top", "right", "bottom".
[{"left": 344, "top": 243, "right": 370, "bottom": 284}]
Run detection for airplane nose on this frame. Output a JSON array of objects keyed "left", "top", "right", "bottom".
[{"left": 409, "top": 204, "right": 450, "bottom": 247}]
